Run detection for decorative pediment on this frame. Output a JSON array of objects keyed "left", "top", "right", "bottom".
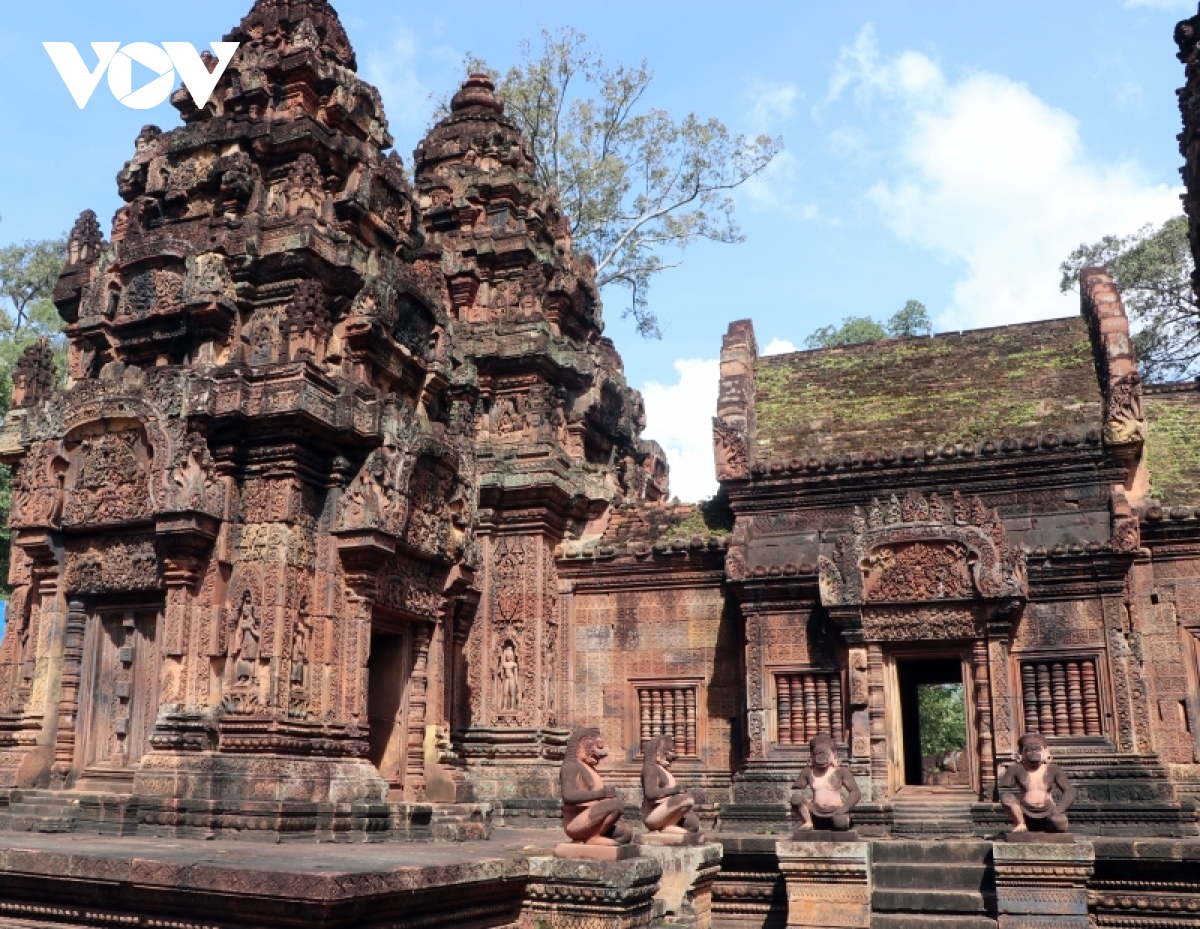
[{"left": 819, "top": 490, "right": 1026, "bottom": 608}]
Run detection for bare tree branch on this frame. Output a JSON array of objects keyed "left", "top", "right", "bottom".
[{"left": 473, "top": 28, "right": 782, "bottom": 338}]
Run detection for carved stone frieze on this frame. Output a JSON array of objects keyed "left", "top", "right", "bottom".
[
  {"left": 860, "top": 605, "right": 981, "bottom": 642},
  {"left": 819, "top": 490, "right": 1026, "bottom": 608}
]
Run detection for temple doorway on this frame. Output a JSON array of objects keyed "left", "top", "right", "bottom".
[
  {"left": 889, "top": 654, "right": 974, "bottom": 792},
  {"left": 367, "top": 623, "right": 413, "bottom": 797}
]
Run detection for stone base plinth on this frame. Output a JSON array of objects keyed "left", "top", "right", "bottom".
[
  {"left": 1003, "top": 830, "right": 1078, "bottom": 843},
  {"left": 992, "top": 838, "right": 1094, "bottom": 929},
  {"left": 639, "top": 831, "right": 705, "bottom": 846},
  {"left": 776, "top": 839, "right": 871, "bottom": 929},
  {"left": 638, "top": 841, "right": 722, "bottom": 928},
  {"left": 792, "top": 829, "right": 859, "bottom": 842},
  {"left": 521, "top": 855, "right": 662, "bottom": 928},
  {"left": 554, "top": 841, "right": 640, "bottom": 861}
]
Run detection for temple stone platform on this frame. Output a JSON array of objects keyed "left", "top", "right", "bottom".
[{"left": 0, "top": 827, "right": 1198, "bottom": 928}]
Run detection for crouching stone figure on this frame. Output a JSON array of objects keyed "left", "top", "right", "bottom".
[
  {"left": 791, "top": 734, "right": 861, "bottom": 831},
  {"left": 560, "top": 726, "right": 633, "bottom": 845},
  {"left": 999, "top": 732, "right": 1076, "bottom": 834},
  {"left": 641, "top": 734, "right": 700, "bottom": 834}
]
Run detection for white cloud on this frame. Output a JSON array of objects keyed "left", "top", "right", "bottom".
[
  {"left": 747, "top": 79, "right": 800, "bottom": 129},
  {"left": 762, "top": 338, "right": 798, "bottom": 355},
  {"left": 641, "top": 359, "right": 720, "bottom": 503},
  {"left": 361, "top": 23, "right": 433, "bottom": 136},
  {"left": 828, "top": 25, "right": 1181, "bottom": 332}
]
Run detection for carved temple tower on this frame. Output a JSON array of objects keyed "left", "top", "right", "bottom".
[
  {"left": 413, "top": 74, "right": 667, "bottom": 801},
  {"left": 0, "top": 0, "right": 477, "bottom": 834}
]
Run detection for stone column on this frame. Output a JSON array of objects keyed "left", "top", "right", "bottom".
[
  {"left": 992, "top": 839, "right": 1094, "bottom": 929},
  {"left": 972, "top": 637, "right": 995, "bottom": 800},
  {"left": 403, "top": 623, "right": 431, "bottom": 799},
  {"left": 776, "top": 839, "right": 871, "bottom": 929},
  {"left": 520, "top": 856, "right": 661, "bottom": 929},
  {"left": 867, "top": 643, "right": 888, "bottom": 801}
]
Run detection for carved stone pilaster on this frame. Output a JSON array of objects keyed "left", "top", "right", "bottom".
[
  {"left": 520, "top": 856, "right": 661, "bottom": 929},
  {"left": 867, "top": 644, "right": 887, "bottom": 801},
  {"left": 404, "top": 624, "right": 432, "bottom": 800},
  {"left": 972, "top": 637, "right": 995, "bottom": 801},
  {"left": 776, "top": 840, "right": 871, "bottom": 929},
  {"left": 744, "top": 611, "right": 766, "bottom": 759},
  {"left": 50, "top": 599, "right": 86, "bottom": 786},
  {"left": 992, "top": 840, "right": 1094, "bottom": 929}
]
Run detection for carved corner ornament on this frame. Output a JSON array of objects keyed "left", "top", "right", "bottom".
[
  {"left": 712, "top": 417, "right": 749, "bottom": 481},
  {"left": 1103, "top": 371, "right": 1146, "bottom": 448}
]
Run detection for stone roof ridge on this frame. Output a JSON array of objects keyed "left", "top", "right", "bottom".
[
  {"left": 747, "top": 428, "right": 1104, "bottom": 482},
  {"left": 759, "top": 315, "right": 1091, "bottom": 363}
]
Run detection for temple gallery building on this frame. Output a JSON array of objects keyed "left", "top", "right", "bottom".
[{"left": 1, "top": 0, "right": 1200, "bottom": 926}]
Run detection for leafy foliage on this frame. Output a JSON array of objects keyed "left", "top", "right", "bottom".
[
  {"left": 918, "top": 682, "right": 967, "bottom": 757},
  {"left": 0, "top": 234, "right": 67, "bottom": 595},
  {"left": 1059, "top": 216, "right": 1197, "bottom": 383},
  {"left": 803, "top": 300, "right": 931, "bottom": 349},
  {"left": 466, "top": 29, "right": 782, "bottom": 337}
]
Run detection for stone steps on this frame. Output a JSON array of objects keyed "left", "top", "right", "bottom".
[
  {"left": 2, "top": 790, "right": 79, "bottom": 833},
  {"left": 870, "top": 840, "right": 996, "bottom": 928},
  {"left": 890, "top": 795, "right": 977, "bottom": 836}
]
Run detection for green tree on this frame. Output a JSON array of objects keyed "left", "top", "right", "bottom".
[
  {"left": 0, "top": 234, "right": 67, "bottom": 596},
  {"left": 1059, "top": 216, "right": 1197, "bottom": 383},
  {"left": 886, "top": 299, "right": 932, "bottom": 338},
  {"left": 918, "top": 683, "right": 967, "bottom": 757},
  {"left": 466, "top": 29, "right": 782, "bottom": 338},
  {"left": 803, "top": 300, "right": 931, "bottom": 349}
]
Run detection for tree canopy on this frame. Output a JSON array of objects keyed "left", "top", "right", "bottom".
[
  {"left": 466, "top": 29, "right": 782, "bottom": 338},
  {"left": 918, "top": 683, "right": 967, "bottom": 757},
  {"left": 1059, "top": 216, "right": 1197, "bottom": 383},
  {"left": 803, "top": 300, "right": 931, "bottom": 349},
  {"left": 0, "top": 237, "right": 67, "bottom": 408}
]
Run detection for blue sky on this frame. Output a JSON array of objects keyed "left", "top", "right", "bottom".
[{"left": 0, "top": 0, "right": 1195, "bottom": 500}]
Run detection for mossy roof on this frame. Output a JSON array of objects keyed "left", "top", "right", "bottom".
[
  {"left": 1144, "top": 384, "right": 1200, "bottom": 506},
  {"left": 754, "top": 317, "right": 1103, "bottom": 459}
]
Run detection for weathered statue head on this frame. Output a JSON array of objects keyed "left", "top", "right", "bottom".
[
  {"left": 1018, "top": 732, "right": 1049, "bottom": 765},
  {"left": 643, "top": 734, "right": 677, "bottom": 769},
  {"left": 809, "top": 733, "right": 838, "bottom": 770},
  {"left": 566, "top": 726, "right": 607, "bottom": 769}
]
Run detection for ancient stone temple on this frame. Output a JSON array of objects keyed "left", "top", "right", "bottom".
[{"left": 2, "top": 0, "right": 1200, "bottom": 926}]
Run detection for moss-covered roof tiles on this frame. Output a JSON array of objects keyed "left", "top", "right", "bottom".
[
  {"left": 1144, "top": 383, "right": 1200, "bottom": 507},
  {"left": 753, "top": 317, "right": 1103, "bottom": 460}
]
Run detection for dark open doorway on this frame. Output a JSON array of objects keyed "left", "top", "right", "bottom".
[{"left": 897, "top": 658, "right": 969, "bottom": 787}]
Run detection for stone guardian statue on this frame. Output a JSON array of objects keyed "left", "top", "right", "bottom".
[
  {"left": 640, "top": 734, "right": 700, "bottom": 835},
  {"left": 999, "top": 732, "right": 1076, "bottom": 834},
  {"left": 791, "top": 734, "right": 862, "bottom": 832},
  {"left": 559, "top": 726, "right": 632, "bottom": 847}
]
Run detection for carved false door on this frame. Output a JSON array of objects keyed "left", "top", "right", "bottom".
[
  {"left": 367, "top": 621, "right": 413, "bottom": 796},
  {"left": 76, "top": 608, "right": 161, "bottom": 786}
]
